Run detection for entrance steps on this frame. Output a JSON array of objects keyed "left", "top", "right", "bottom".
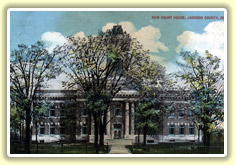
[
  {"left": 106, "top": 139, "right": 133, "bottom": 145},
  {"left": 106, "top": 139, "right": 132, "bottom": 154}
]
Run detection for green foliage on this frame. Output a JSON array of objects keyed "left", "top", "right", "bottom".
[
  {"left": 10, "top": 41, "right": 61, "bottom": 108},
  {"left": 135, "top": 98, "right": 160, "bottom": 133},
  {"left": 176, "top": 50, "right": 224, "bottom": 144},
  {"left": 59, "top": 27, "right": 162, "bottom": 146},
  {"left": 33, "top": 101, "right": 51, "bottom": 119},
  {"left": 10, "top": 41, "right": 61, "bottom": 151},
  {"left": 10, "top": 103, "right": 24, "bottom": 129}
]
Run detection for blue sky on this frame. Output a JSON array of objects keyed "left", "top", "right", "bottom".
[{"left": 10, "top": 10, "right": 225, "bottom": 74}]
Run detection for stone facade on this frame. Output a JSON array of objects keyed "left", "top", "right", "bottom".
[{"left": 31, "top": 90, "right": 202, "bottom": 144}]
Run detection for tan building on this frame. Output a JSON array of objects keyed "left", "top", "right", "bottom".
[{"left": 31, "top": 89, "right": 202, "bottom": 144}]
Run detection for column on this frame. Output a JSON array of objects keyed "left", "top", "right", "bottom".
[
  {"left": 131, "top": 102, "right": 135, "bottom": 135},
  {"left": 106, "top": 107, "right": 111, "bottom": 135},
  {"left": 125, "top": 102, "right": 129, "bottom": 137}
]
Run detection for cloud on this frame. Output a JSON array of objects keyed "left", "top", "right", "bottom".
[
  {"left": 41, "top": 32, "right": 68, "bottom": 53},
  {"left": 102, "top": 22, "right": 168, "bottom": 53},
  {"left": 175, "top": 21, "right": 224, "bottom": 60},
  {"left": 148, "top": 54, "right": 164, "bottom": 63},
  {"left": 73, "top": 31, "right": 85, "bottom": 38}
]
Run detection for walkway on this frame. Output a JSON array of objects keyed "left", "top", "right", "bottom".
[{"left": 106, "top": 139, "right": 132, "bottom": 154}]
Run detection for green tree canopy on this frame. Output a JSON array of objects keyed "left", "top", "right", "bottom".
[
  {"left": 176, "top": 50, "right": 224, "bottom": 146},
  {"left": 10, "top": 41, "right": 61, "bottom": 153}
]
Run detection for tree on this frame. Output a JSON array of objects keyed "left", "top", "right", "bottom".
[
  {"left": 176, "top": 50, "right": 224, "bottom": 146},
  {"left": 10, "top": 103, "right": 24, "bottom": 142},
  {"left": 60, "top": 25, "right": 151, "bottom": 151},
  {"left": 135, "top": 98, "right": 160, "bottom": 146},
  {"left": 10, "top": 41, "right": 61, "bottom": 153},
  {"left": 131, "top": 60, "right": 171, "bottom": 146},
  {"left": 62, "top": 99, "right": 78, "bottom": 142},
  {"left": 32, "top": 101, "right": 50, "bottom": 153}
]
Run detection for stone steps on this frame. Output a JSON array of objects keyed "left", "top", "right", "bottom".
[
  {"left": 106, "top": 139, "right": 133, "bottom": 145},
  {"left": 107, "top": 139, "right": 132, "bottom": 154}
]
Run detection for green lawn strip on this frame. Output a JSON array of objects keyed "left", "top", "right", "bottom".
[
  {"left": 10, "top": 143, "right": 109, "bottom": 154},
  {"left": 127, "top": 143, "right": 224, "bottom": 154}
]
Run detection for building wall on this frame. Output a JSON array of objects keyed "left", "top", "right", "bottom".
[{"left": 32, "top": 90, "right": 199, "bottom": 144}]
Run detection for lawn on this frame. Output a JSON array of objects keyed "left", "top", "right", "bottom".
[
  {"left": 10, "top": 142, "right": 109, "bottom": 154},
  {"left": 126, "top": 143, "right": 224, "bottom": 154}
]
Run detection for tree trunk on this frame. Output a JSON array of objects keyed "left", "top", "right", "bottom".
[
  {"left": 25, "top": 106, "right": 31, "bottom": 154},
  {"left": 93, "top": 118, "right": 99, "bottom": 154},
  {"left": 198, "top": 128, "right": 200, "bottom": 143},
  {"left": 99, "top": 113, "right": 107, "bottom": 147},
  {"left": 203, "top": 127, "right": 210, "bottom": 146},
  {"left": 137, "top": 127, "right": 140, "bottom": 146},
  {"left": 143, "top": 125, "right": 147, "bottom": 146},
  {"left": 99, "top": 122, "right": 104, "bottom": 147},
  {"left": 35, "top": 120, "right": 38, "bottom": 154},
  {"left": 20, "top": 121, "right": 22, "bottom": 142}
]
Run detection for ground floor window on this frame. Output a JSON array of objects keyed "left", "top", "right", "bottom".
[
  {"left": 179, "top": 124, "right": 185, "bottom": 135},
  {"left": 169, "top": 124, "right": 175, "bottom": 135},
  {"left": 189, "top": 124, "right": 194, "bottom": 135},
  {"left": 60, "top": 127, "right": 65, "bottom": 135},
  {"left": 39, "top": 125, "right": 45, "bottom": 135},
  {"left": 82, "top": 124, "right": 87, "bottom": 135},
  {"left": 50, "top": 125, "right": 55, "bottom": 135}
]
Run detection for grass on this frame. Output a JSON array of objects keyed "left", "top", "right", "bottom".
[
  {"left": 11, "top": 142, "right": 224, "bottom": 154},
  {"left": 126, "top": 143, "right": 224, "bottom": 154},
  {"left": 10, "top": 142, "right": 109, "bottom": 154}
]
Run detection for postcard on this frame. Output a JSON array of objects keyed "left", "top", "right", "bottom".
[{"left": 7, "top": 8, "right": 227, "bottom": 157}]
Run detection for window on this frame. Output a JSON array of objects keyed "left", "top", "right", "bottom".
[
  {"left": 60, "top": 109, "right": 65, "bottom": 117},
  {"left": 39, "top": 125, "right": 45, "bottom": 136},
  {"left": 169, "top": 111, "right": 175, "bottom": 118},
  {"left": 189, "top": 124, "right": 194, "bottom": 135},
  {"left": 60, "top": 127, "right": 65, "bottom": 135},
  {"left": 179, "top": 124, "right": 185, "bottom": 135},
  {"left": 114, "top": 106, "right": 121, "bottom": 116},
  {"left": 81, "top": 109, "right": 87, "bottom": 116},
  {"left": 178, "top": 109, "right": 184, "bottom": 118},
  {"left": 169, "top": 124, "right": 175, "bottom": 135},
  {"left": 50, "top": 125, "right": 55, "bottom": 136},
  {"left": 114, "top": 123, "right": 122, "bottom": 129},
  {"left": 50, "top": 109, "right": 55, "bottom": 117},
  {"left": 188, "top": 109, "right": 194, "bottom": 117},
  {"left": 82, "top": 124, "right": 88, "bottom": 135}
]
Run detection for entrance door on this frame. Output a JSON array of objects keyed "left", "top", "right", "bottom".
[{"left": 113, "top": 124, "right": 122, "bottom": 139}]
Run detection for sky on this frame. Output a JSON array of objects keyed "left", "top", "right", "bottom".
[{"left": 10, "top": 10, "right": 225, "bottom": 89}]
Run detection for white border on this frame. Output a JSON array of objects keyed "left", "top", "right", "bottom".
[{"left": 7, "top": 8, "right": 227, "bottom": 158}]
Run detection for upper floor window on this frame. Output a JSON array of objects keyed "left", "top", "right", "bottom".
[
  {"left": 188, "top": 109, "right": 194, "bottom": 117},
  {"left": 114, "top": 123, "right": 122, "bottom": 129},
  {"left": 114, "top": 105, "right": 121, "bottom": 116},
  {"left": 178, "top": 109, "right": 184, "bottom": 118},
  {"left": 50, "top": 109, "right": 55, "bottom": 117},
  {"left": 169, "top": 111, "right": 175, "bottom": 118}
]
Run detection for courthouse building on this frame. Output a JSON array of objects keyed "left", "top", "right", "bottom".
[{"left": 31, "top": 89, "right": 201, "bottom": 144}]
